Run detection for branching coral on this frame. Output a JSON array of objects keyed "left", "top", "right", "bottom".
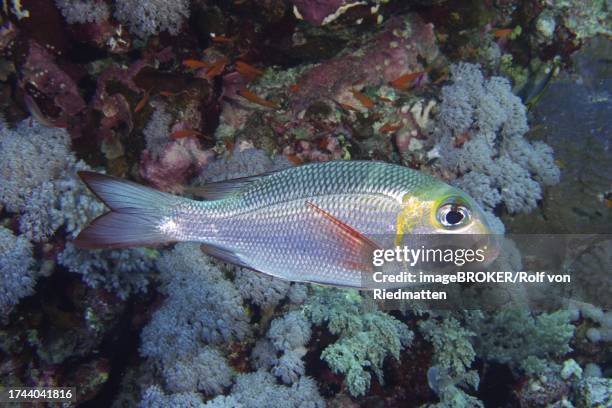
[
  {"left": 162, "top": 346, "right": 234, "bottom": 395},
  {"left": 0, "top": 226, "right": 37, "bottom": 318},
  {"left": 230, "top": 370, "right": 324, "bottom": 408},
  {"left": 19, "top": 160, "right": 106, "bottom": 242},
  {"left": 143, "top": 104, "right": 173, "bottom": 157},
  {"left": 432, "top": 63, "right": 560, "bottom": 213},
  {"left": 140, "top": 243, "right": 250, "bottom": 365},
  {"left": 235, "top": 269, "right": 291, "bottom": 309},
  {"left": 419, "top": 316, "right": 482, "bottom": 408},
  {"left": 196, "top": 141, "right": 292, "bottom": 184},
  {"left": 252, "top": 311, "right": 312, "bottom": 384},
  {"left": 55, "top": 0, "right": 110, "bottom": 24},
  {"left": 57, "top": 243, "right": 155, "bottom": 300},
  {"left": 140, "top": 104, "right": 214, "bottom": 191},
  {"left": 466, "top": 308, "right": 574, "bottom": 373},
  {"left": 139, "top": 385, "right": 205, "bottom": 407},
  {"left": 304, "top": 287, "right": 413, "bottom": 396},
  {"left": 235, "top": 268, "right": 307, "bottom": 309},
  {"left": 114, "top": 0, "right": 190, "bottom": 38},
  {"left": 0, "top": 118, "right": 155, "bottom": 299},
  {"left": 0, "top": 120, "right": 72, "bottom": 213}
]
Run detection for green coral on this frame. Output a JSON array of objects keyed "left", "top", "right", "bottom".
[
  {"left": 303, "top": 287, "right": 413, "bottom": 396},
  {"left": 419, "top": 316, "right": 482, "bottom": 408},
  {"left": 467, "top": 309, "right": 575, "bottom": 373}
]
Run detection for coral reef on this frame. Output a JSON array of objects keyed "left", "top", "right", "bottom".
[
  {"left": 574, "top": 377, "right": 612, "bottom": 406},
  {"left": 140, "top": 385, "right": 206, "bottom": 407},
  {"left": 162, "top": 346, "right": 234, "bottom": 395},
  {"left": 545, "top": 0, "right": 611, "bottom": 40},
  {"left": 304, "top": 287, "right": 413, "bottom": 396},
  {"left": 504, "top": 36, "right": 611, "bottom": 233},
  {"left": 266, "top": 311, "right": 312, "bottom": 384},
  {"left": 432, "top": 63, "right": 560, "bottom": 213},
  {"left": 467, "top": 309, "right": 575, "bottom": 373},
  {"left": 419, "top": 316, "right": 482, "bottom": 407},
  {"left": 55, "top": 0, "right": 110, "bottom": 24},
  {"left": 0, "top": 1, "right": 608, "bottom": 406},
  {"left": 288, "top": 15, "right": 439, "bottom": 113},
  {"left": 140, "top": 244, "right": 250, "bottom": 362},
  {"left": 0, "top": 226, "right": 37, "bottom": 318},
  {"left": 114, "top": 0, "right": 190, "bottom": 38},
  {"left": 0, "top": 120, "right": 73, "bottom": 213},
  {"left": 57, "top": 243, "right": 154, "bottom": 300},
  {"left": 140, "top": 105, "right": 214, "bottom": 191},
  {"left": 230, "top": 370, "right": 325, "bottom": 408}
]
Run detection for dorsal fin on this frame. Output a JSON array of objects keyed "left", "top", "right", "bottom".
[
  {"left": 185, "top": 176, "right": 261, "bottom": 200},
  {"left": 186, "top": 168, "right": 289, "bottom": 200}
]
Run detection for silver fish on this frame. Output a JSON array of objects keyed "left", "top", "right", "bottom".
[{"left": 76, "top": 161, "right": 496, "bottom": 287}]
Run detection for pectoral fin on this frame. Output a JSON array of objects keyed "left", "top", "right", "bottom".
[{"left": 305, "top": 201, "right": 381, "bottom": 273}]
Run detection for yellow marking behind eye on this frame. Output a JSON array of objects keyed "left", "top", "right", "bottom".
[{"left": 394, "top": 196, "right": 429, "bottom": 246}]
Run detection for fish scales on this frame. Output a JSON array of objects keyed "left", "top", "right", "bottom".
[
  {"left": 76, "top": 161, "right": 495, "bottom": 288},
  {"left": 167, "top": 162, "right": 438, "bottom": 285}
]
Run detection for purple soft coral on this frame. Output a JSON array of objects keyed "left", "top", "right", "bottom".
[{"left": 289, "top": 16, "right": 438, "bottom": 112}]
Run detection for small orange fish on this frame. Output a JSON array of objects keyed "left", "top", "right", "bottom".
[
  {"left": 378, "top": 96, "right": 394, "bottom": 103},
  {"left": 134, "top": 89, "right": 151, "bottom": 113},
  {"left": 205, "top": 57, "right": 229, "bottom": 79},
  {"left": 289, "top": 83, "right": 301, "bottom": 93},
  {"left": 211, "top": 35, "right": 233, "bottom": 43},
  {"left": 390, "top": 69, "right": 430, "bottom": 89},
  {"left": 379, "top": 122, "right": 402, "bottom": 133},
  {"left": 351, "top": 89, "right": 375, "bottom": 109},
  {"left": 285, "top": 154, "right": 303, "bottom": 165},
  {"left": 182, "top": 59, "right": 209, "bottom": 69},
  {"left": 170, "top": 129, "right": 203, "bottom": 140},
  {"left": 159, "top": 90, "right": 180, "bottom": 97},
  {"left": 237, "top": 88, "right": 279, "bottom": 109},
  {"left": 338, "top": 102, "right": 359, "bottom": 112},
  {"left": 235, "top": 61, "right": 264, "bottom": 79},
  {"left": 224, "top": 139, "right": 235, "bottom": 153},
  {"left": 492, "top": 28, "right": 513, "bottom": 38}
]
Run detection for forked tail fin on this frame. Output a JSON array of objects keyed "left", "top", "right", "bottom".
[{"left": 74, "top": 171, "right": 180, "bottom": 249}]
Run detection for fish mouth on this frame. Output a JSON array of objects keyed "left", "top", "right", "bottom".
[
  {"left": 475, "top": 233, "right": 502, "bottom": 267},
  {"left": 471, "top": 218, "right": 502, "bottom": 266}
]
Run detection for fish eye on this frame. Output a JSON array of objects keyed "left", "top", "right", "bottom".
[{"left": 437, "top": 203, "right": 470, "bottom": 228}]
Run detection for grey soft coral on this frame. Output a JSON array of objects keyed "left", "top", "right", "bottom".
[
  {"left": 0, "top": 227, "right": 37, "bottom": 317},
  {"left": 433, "top": 63, "right": 560, "bottom": 213},
  {"left": 114, "top": 0, "right": 190, "bottom": 38}
]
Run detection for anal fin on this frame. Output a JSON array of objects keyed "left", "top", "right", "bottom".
[{"left": 200, "top": 243, "right": 250, "bottom": 269}]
